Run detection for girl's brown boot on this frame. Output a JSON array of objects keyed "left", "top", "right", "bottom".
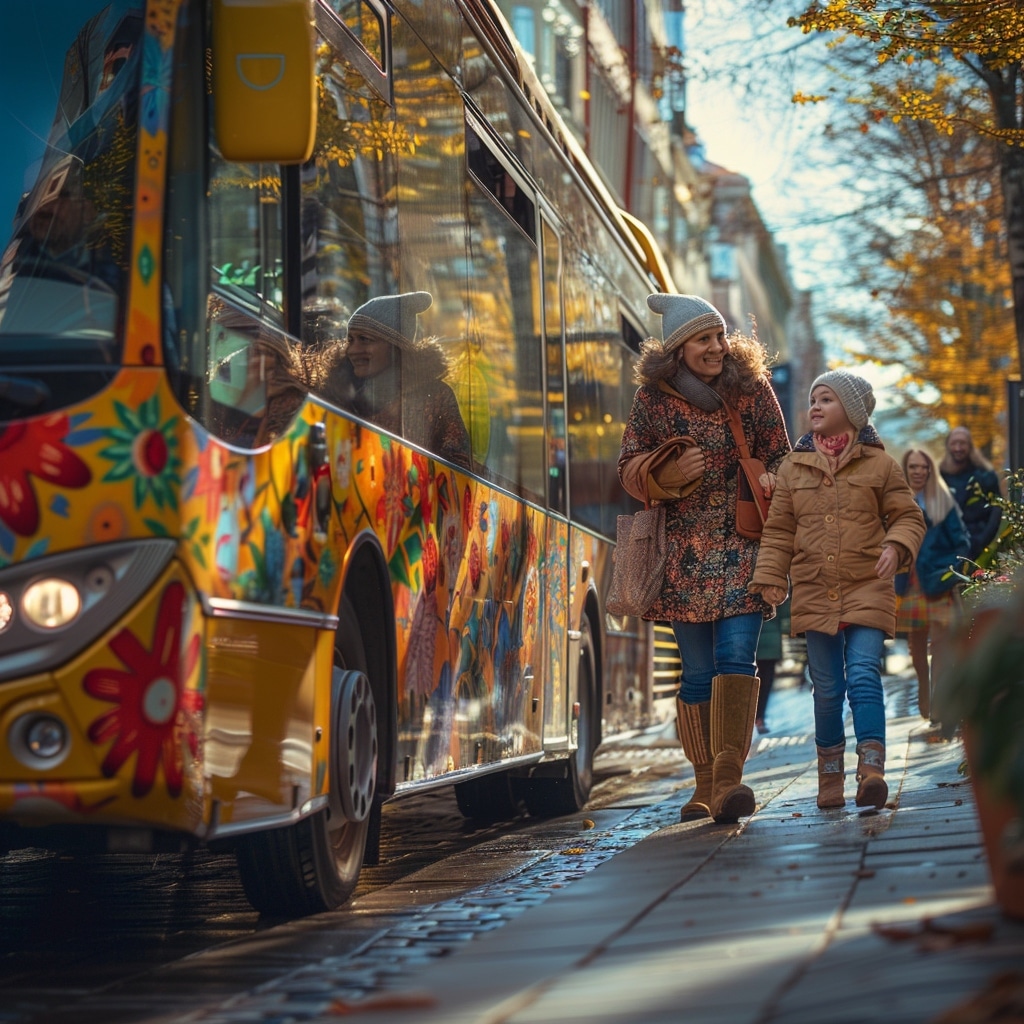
[
  {"left": 855, "top": 740, "right": 888, "bottom": 809},
  {"left": 816, "top": 741, "right": 845, "bottom": 808}
]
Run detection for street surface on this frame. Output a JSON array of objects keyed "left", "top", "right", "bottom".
[{"left": 3, "top": 664, "right": 981, "bottom": 1024}]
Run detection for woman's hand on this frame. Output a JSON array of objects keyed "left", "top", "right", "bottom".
[
  {"left": 758, "top": 471, "right": 777, "bottom": 498},
  {"left": 875, "top": 544, "right": 900, "bottom": 580},
  {"left": 675, "top": 444, "right": 706, "bottom": 485}
]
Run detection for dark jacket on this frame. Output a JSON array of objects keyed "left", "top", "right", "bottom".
[
  {"left": 913, "top": 503, "right": 970, "bottom": 597},
  {"left": 941, "top": 466, "right": 1002, "bottom": 559}
]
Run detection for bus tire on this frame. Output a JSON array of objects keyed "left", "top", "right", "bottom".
[
  {"left": 522, "top": 616, "right": 597, "bottom": 817},
  {"left": 454, "top": 769, "right": 520, "bottom": 820},
  {"left": 235, "top": 605, "right": 377, "bottom": 916}
]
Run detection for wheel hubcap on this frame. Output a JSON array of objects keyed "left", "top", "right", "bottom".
[{"left": 330, "top": 669, "right": 377, "bottom": 824}]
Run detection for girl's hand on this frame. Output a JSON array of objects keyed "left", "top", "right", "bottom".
[
  {"left": 675, "top": 444, "right": 706, "bottom": 485},
  {"left": 761, "top": 585, "right": 788, "bottom": 606},
  {"left": 875, "top": 545, "right": 899, "bottom": 580},
  {"left": 758, "top": 471, "right": 777, "bottom": 498}
]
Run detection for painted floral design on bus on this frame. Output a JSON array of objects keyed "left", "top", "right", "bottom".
[
  {"left": 0, "top": 414, "right": 91, "bottom": 537},
  {"left": 84, "top": 580, "right": 203, "bottom": 799},
  {"left": 97, "top": 394, "right": 182, "bottom": 511}
]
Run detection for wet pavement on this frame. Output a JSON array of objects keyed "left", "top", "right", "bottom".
[{"left": 165, "top": 668, "right": 1024, "bottom": 1024}]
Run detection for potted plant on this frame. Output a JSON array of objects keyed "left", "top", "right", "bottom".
[{"left": 933, "top": 471, "right": 1024, "bottom": 920}]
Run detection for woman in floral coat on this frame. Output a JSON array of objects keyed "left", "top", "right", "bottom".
[{"left": 618, "top": 294, "right": 790, "bottom": 824}]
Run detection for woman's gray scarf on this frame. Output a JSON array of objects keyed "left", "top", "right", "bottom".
[{"left": 668, "top": 364, "right": 723, "bottom": 412}]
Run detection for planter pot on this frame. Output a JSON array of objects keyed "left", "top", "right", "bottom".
[{"left": 963, "top": 727, "right": 1024, "bottom": 921}]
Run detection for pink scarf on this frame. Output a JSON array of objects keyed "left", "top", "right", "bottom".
[{"left": 813, "top": 431, "right": 853, "bottom": 466}]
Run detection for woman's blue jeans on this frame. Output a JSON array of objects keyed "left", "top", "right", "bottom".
[
  {"left": 805, "top": 626, "right": 886, "bottom": 748},
  {"left": 672, "top": 613, "right": 762, "bottom": 705}
]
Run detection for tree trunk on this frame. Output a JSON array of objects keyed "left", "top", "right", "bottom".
[
  {"left": 988, "top": 62, "right": 1024, "bottom": 377},
  {"left": 1000, "top": 145, "right": 1024, "bottom": 378}
]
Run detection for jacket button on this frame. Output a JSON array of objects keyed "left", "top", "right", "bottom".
[
  {"left": 825, "top": 514, "right": 835, "bottom": 523},
  {"left": 828, "top": 590, "right": 838, "bottom": 600},
  {"left": 827, "top": 554, "right": 835, "bottom": 562},
  {"left": 824, "top": 478, "right": 833, "bottom": 486}
]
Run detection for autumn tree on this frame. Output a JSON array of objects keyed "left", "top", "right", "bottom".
[
  {"left": 789, "top": 0, "right": 1024, "bottom": 380},
  {"left": 807, "top": 69, "right": 1014, "bottom": 460}
]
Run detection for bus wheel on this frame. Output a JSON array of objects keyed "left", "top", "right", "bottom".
[
  {"left": 522, "top": 617, "right": 597, "bottom": 817},
  {"left": 235, "top": 632, "right": 377, "bottom": 916},
  {"left": 454, "top": 770, "right": 520, "bottom": 820}
]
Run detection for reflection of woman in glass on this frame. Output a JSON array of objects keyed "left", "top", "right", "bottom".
[{"left": 319, "top": 291, "right": 472, "bottom": 469}]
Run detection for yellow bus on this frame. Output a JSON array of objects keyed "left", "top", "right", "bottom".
[{"left": 0, "top": 0, "right": 675, "bottom": 915}]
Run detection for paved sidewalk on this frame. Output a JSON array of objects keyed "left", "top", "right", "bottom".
[{"left": 337, "top": 677, "right": 1024, "bottom": 1024}]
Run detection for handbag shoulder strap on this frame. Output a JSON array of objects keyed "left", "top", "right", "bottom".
[{"left": 725, "top": 404, "right": 752, "bottom": 460}]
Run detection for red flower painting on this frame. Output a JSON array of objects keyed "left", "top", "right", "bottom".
[
  {"left": 85, "top": 581, "right": 202, "bottom": 798},
  {"left": 0, "top": 415, "right": 91, "bottom": 536}
]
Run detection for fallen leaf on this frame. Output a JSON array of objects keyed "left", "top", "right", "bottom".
[{"left": 329, "top": 993, "right": 438, "bottom": 1015}]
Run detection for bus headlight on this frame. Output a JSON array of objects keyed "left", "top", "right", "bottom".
[{"left": 21, "top": 578, "right": 82, "bottom": 629}]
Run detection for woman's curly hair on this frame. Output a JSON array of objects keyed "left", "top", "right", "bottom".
[{"left": 633, "top": 328, "right": 773, "bottom": 404}]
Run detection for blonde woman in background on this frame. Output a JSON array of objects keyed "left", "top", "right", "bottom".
[{"left": 896, "top": 449, "right": 969, "bottom": 720}]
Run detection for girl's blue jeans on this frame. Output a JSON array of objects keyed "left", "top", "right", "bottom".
[
  {"left": 672, "top": 612, "right": 762, "bottom": 705},
  {"left": 805, "top": 625, "right": 886, "bottom": 748}
]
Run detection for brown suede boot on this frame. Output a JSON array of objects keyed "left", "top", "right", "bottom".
[
  {"left": 709, "top": 674, "right": 760, "bottom": 823},
  {"left": 816, "top": 741, "right": 845, "bottom": 809},
  {"left": 917, "top": 674, "right": 931, "bottom": 720},
  {"left": 676, "top": 698, "right": 712, "bottom": 821},
  {"left": 855, "top": 740, "right": 888, "bottom": 809}
]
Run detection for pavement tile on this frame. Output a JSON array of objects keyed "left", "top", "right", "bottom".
[{"left": 196, "top": 676, "right": 1024, "bottom": 1024}]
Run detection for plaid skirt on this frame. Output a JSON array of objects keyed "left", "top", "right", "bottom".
[{"left": 896, "top": 572, "right": 961, "bottom": 632}]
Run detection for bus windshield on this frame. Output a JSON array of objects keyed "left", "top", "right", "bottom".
[{"left": 0, "top": 1, "right": 142, "bottom": 423}]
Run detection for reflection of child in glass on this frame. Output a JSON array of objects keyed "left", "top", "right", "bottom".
[
  {"left": 208, "top": 300, "right": 306, "bottom": 447},
  {"left": 319, "top": 291, "right": 472, "bottom": 469}
]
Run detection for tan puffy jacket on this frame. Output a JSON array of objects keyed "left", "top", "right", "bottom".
[{"left": 750, "top": 433, "right": 926, "bottom": 637}]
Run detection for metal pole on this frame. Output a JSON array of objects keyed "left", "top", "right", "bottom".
[{"left": 1008, "top": 376, "right": 1024, "bottom": 473}]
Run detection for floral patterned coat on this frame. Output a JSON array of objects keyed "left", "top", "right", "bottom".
[{"left": 618, "top": 378, "right": 791, "bottom": 623}]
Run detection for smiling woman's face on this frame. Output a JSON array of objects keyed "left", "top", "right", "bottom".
[
  {"left": 678, "top": 327, "right": 728, "bottom": 383},
  {"left": 346, "top": 330, "right": 395, "bottom": 378}
]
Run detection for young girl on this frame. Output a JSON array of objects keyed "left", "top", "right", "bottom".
[{"left": 748, "top": 371, "right": 926, "bottom": 809}]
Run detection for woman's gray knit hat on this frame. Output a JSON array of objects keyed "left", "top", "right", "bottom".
[
  {"left": 810, "top": 370, "right": 876, "bottom": 430},
  {"left": 347, "top": 291, "right": 432, "bottom": 350},
  {"left": 647, "top": 293, "right": 726, "bottom": 352}
]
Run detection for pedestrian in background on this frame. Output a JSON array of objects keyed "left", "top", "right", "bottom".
[
  {"left": 896, "top": 449, "right": 969, "bottom": 721},
  {"left": 754, "top": 598, "right": 790, "bottom": 734},
  {"left": 619, "top": 294, "right": 790, "bottom": 824},
  {"left": 749, "top": 371, "right": 925, "bottom": 810},
  {"left": 939, "top": 426, "right": 1002, "bottom": 561}
]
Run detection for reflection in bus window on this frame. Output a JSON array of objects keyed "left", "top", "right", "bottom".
[
  {"left": 209, "top": 156, "right": 284, "bottom": 312},
  {"left": 0, "top": 2, "right": 141, "bottom": 420},
  {"left": 299, "top": 19, "right": 399, "bottom": 333},
  {"left": 324, "top": 0, "right": 385, "bottom": 70},
  {"left": 315, "top": 291, "right": 472, "bottom": 468},
  {"left": 462, "top": 148, "right": 545, "bottom": 503},
  {"left": 206, "top": 297, "right": 307, "bottom": 449}
]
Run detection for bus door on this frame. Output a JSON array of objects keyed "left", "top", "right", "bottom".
[{"left": 539, "top": 212, "right": 571, "bottom": 751}]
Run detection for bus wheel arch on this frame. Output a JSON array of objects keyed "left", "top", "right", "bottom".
[{"left": 233, "top": 539, "right": 396, "bottom": 916}]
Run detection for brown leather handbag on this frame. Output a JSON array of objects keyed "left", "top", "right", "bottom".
[{"left": 725, "top": 405, "right": 771, "bottom": 540}]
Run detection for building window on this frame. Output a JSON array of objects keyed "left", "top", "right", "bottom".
[{"left": 501, "top": 1, "right": 585, "bottom": 135}]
